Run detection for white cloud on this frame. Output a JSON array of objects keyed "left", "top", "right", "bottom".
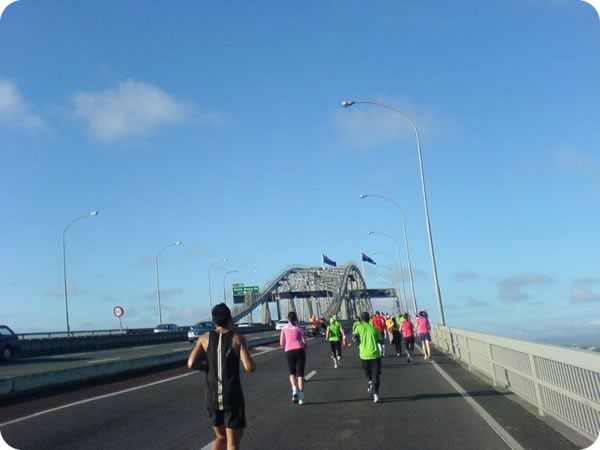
[
  {"left": 44, "top": 282, "right": 85, "bottom": 298},
  {"left": 497, "top": 272, "right": 556, "bottom": 302},
  {"left": 453, "top": 271, "right": 480, "bottom": 282},
  {"left": 140, "top": 288, "right": 184, "bottom": 301},
  {"left": 554, "top": 150, "right": 600, "bottom": 184},
  {"left": 73, "top": 80, "right": 224, "bottom": 142},
  {"left": 0, "top": 79, "right": 46, "bottom": 130},
  {"left": 334, "top": 98, "right": 455, "bottom": 149},
  {"left": 571, "top": 287, "right": 600, "bottom": 304}
]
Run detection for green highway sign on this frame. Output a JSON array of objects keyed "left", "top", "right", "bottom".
[{"left": 232, "top": 285, "right": 259, "bottom": 296}]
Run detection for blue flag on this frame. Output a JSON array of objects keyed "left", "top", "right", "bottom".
[
  {"left": 361, "top": 252, "right": 376, "bottom": 265},
  {"left": 322, "top": 253, "right": 337, "bottom": 267}
]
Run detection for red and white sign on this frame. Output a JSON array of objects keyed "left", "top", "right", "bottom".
[{"left": 113, "top": 306, "right": 125, "bottom": 318}]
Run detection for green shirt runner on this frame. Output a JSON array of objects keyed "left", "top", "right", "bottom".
[
  {"left": 327, "top": 320, "right": 343, "bottom": 342},
  {"left": 354, "top": 322, "right": 382, "bottom": 360}
]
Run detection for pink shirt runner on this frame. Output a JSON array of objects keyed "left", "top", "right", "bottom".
[
  {"left": 280, "top": 324, "right": 306, "bottom": 351},
  {"left": 400, "top": 320, "right": 414, "bottom": 337},
  {"left": 416, "top": 317, "right": 430, "bottom": 334}
]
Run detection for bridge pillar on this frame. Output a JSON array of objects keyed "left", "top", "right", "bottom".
[
  {"left": 276, "top": 297, "right": 282, "bottom": 321},
  {"left": 289, "top": 298, "right": 296, "bottom": 314},
  {"left": 306, "top": 298, "right": 314, "bottom": 320},
  {"left": 261, "top": 302, "right": 271, "bottom": 324}
]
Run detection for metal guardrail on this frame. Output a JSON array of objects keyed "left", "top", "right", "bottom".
[{"left": 431, "top": 325, "right": 600, "bottom": 441}]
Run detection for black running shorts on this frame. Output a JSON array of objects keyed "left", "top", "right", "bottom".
[
  {"left": 207, "top": 407, "right": 246, "bottom": 429},
  {"left": 285, "top": 348, "right": 306, "bottom": 376}
]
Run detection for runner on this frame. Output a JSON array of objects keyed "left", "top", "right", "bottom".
[
  {"left": 371, "top": 311, "right": 387, "bottom": 357},
  {"left": 352, "top": 315, "right": 362, "bottom": 345},
  {"left": 319, "top": 316, "right": 327, "bottom": 336},
  {"left": 354, "top": 311, "right": 383, "bottom": 403},
  {"left": 390, "top": 317, "right": 403, "bottom": 357},
  {"left": 187, "top": 303, "right": 256, "bottom": 450},
  {"left": 385, "top": 314, "right": 395, "bottom": 345},
  {"left": 326, "top": 315, "right": 345, "bottom": 368},
  {"left": 310, "top": 314, "right": 319, "bottom": 337},
  {"left": 416, "top": 310, "right": 433, "bottom": 360},
  {"left": 400, "top": 312, "right": 415, "bottom": 363},
  {"left": 280, "top": 311, "right": 308, "bottom": 404}
]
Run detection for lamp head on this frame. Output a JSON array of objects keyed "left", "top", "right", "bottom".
[
  {"left": 223, "top": 258, "right": 229, "bottom": 262},
  {"left": 368, "top": 231, "right": 374, "bottom": 235},
  {"left": 90, "top": 211, "right": 98, "bottom": 216},
  {"left": 359, "top": 194, "right": 368, "bottom": 199},
  {"left": 341, "top": 101, "right": 355, "bottom": 108},
  {"left": 175, "top": 241, "right": 182, "bottom": 245}
]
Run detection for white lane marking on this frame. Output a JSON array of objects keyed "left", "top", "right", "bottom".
[
  {"left": 85, "top": 358, "right": 120, "bottom": 364},
  {"left": 416, "top": 345, "right": 525, "bottom": 450},
  {"left": 171, "top": 348, "right": 190, "bottom": 352},
  {"left": 0, "top": 342, "right": 282, "bottom": 428},
  {"left": 305, "top": 370, "right": 317, "bottom": 381},
  {"left": 0, "top": 372, "right": 198, "bottom": 427},
  {"left": 200, "top": 442, "right": 212, "bottom": 450}
]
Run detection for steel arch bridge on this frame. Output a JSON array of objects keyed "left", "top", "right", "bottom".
[{"left": 231, "top": 265, "right": 397, "bottom": 324}]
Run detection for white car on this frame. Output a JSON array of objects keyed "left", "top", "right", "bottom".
[
  {"left": 187, "top": 322, "right": 215, "bottom": 342},
  {"left": 275, "top": 320, "right": 288, "bottom": 331},
  {"left": 153, "top": 324, "right": 179, "bottom": 333}
]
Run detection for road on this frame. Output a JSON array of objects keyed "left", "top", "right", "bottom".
[{"left": 0, "top": 337, "right": 580, "bottom": 450}]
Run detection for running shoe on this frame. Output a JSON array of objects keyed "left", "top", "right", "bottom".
[
  {"left": 337, "top": 356, "right": 342, "bottom": 367},
  {"left": 367, "top": 381, "right": 373, "bottom": 394},
  {"left": 373, "top": 394, "right": 380, "bottom": 403},
  {"left": 397, "top": 353, "right": 400, "bottom": 357},
  {"left": 292, "top": 392, "right": 298, "bottom": 403},
  {"left": 407, "top": 357, "right": 412, "bottom": 364},
  {"left": 424, "top": 355, "right": 428, "bottom": 360},
  {"left": 334, "top": 360, "right": 338, "bottom": 369},
  {"left": 298, "top": 391, "right": 304, "bottom": 405}
]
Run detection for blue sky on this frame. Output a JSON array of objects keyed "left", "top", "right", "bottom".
[{"left": 1, "top": 0, "right": 599, "bottom": 343}]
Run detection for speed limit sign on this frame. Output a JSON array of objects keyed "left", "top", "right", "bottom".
[{"left": 113, "top": 306, "right": 124, "bottom": 318}]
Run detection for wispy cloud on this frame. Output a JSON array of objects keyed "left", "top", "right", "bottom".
[
  {"left": 464, "top": 296, "right": 489, "bottom": 308},
  {"left": 497, "top": 272, "right": 556, "bottom": 302},
  {"left": 185, "top": 243, "right": 215, "bottom": 260},
  {"left": 44, "top": 282, "right": 86, "bottom": 298},
  {"left": 139, "top": 288, "right": 184, "bottom": 301},
  {"left": 334, "top": 97, "right": 455, "bottom": 149},
  {"left": 73, "top": 79, "right": 225, "bottom": 142},
  {"left": 453, "top": 271, "right": 480, "bottom": 282},
  {"left": 0, "top": 79, "right": 46, "bottom": 130},
  {"left": 570, "top": 277, "right": 600, "bottom": 304},
  {"left": 554, "top": 150, "right": 600, "bottom": 184}
]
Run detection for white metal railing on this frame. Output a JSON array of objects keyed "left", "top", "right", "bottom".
[{"left": 431, "top": 325, "right": 600, "bottom": 441}]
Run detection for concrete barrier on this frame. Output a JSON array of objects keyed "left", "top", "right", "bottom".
[{"left": 1, "top": 335, "right": 280, "bottom": 399}]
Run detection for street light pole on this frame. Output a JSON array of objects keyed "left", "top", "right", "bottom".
[
  {"left": 208, "top": 258, "right": 228, "bottom": 311},
  {"left": 62, "top": 211, "right": 98, "bottom": 335},
  {"left": 344, "top": 100, "right": 445, "bottom": 325},
  {"left": 361, "top": 194, "right": 418, "bottom": 314},
  {"left": 372, "top": 251, "right": 402, "bottom": 313},
  {"left": 155, "top": 241, "right": 182, "bottom": 325},
  {"left": 368, "top": 231, "right": 408, "bottom": 313},
  {"left": 223, "top": 270, "right": 239, "bottom": 304}
]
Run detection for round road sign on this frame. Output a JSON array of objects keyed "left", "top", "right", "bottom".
[{"left": 113, "top": 306, "right": 125, "bottom": 318}]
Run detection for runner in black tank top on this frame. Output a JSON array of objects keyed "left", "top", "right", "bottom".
[
  {"left": 206, "top": 330, "right": 244, "bottom": 411},
  {"left": 188, "top": 303, "right": 256, "bottom": 450}
]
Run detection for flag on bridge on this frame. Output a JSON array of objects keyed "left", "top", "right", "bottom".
[
  {"left": 361, "top": 252, "right": 377, "bottom": 265},
  {"left": 322, "top": 253, "right": 337, "bottom": 267}
]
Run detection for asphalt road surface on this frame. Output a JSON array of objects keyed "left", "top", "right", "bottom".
[{"left": 0, "top": 337, "right": 581, "bottom": 450}]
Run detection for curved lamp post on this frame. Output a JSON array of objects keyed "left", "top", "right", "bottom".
[
  {"left": 155, "top": 241, "right": 182, "bottom": 325},
  {"left": 62, "top": 211, "right": 98, "bottom": 334},
  {"left": 372, "top": 251, "right": 403, "bottom": 313},
  {"left": 223, "top": 270, "right": 239, "bottom": 304},
  {"left": 368, "top": 231, "right": 408, "bottom": 313},
  {"left": 343, "top": 100, "right": 445, "bottom": 325},
  {"left": 361, "top": 194, "right": 418, "bottom": 314},
  {"left": 208, "top": 258, "right": 228, "bottom": 310}
]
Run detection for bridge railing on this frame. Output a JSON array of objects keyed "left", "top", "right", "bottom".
[{"left": 431, "top": 325, "right": 600, "bottom": 441}]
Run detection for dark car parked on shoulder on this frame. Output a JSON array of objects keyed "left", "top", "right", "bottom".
[{"left": 0, "top": 325, "right": 20, "bottom": 361}]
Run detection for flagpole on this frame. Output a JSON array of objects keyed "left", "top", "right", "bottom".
[
  {"left": 361, "top": 251, "right": 367, "bottom": 285},
  {"left": 321, "top": 253, "right": 330, "bottom": 315}
]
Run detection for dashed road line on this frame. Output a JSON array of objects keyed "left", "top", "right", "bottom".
[{"left": 85, "top": 358, "right": 120, "bottom": 364}]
